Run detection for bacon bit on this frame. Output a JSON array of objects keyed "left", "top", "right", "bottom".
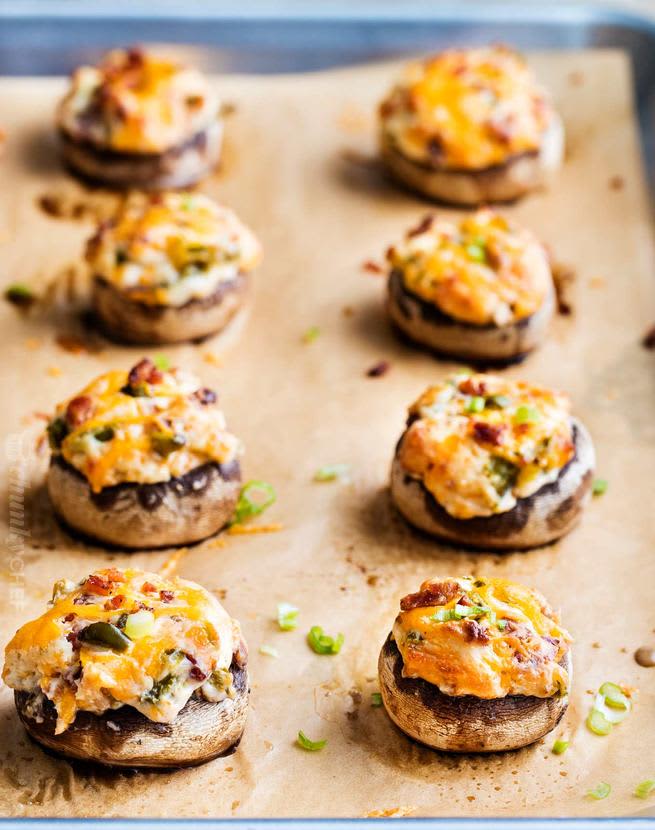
[
  {"left": 609, "top": 175, "right": 624, "bottom": 191},
  {"left": 366, "top": 360, "right": 390, "bottom": 378},
  {"left": 472, "top": 421, "right": 504, "bottom": 446},
  {"left": 47, "top": 366, "right": 63, "bottom": 378},
  {"left": 141, "top": 581, "right": 157, "bottom": 593},
  {"left": 65, "top": 395, "right": 94, "bottom": 426},
  {"left": 400, "top": 581, "right": 461, "bottom": 611},
  {"left": 104, "top": 595, "right": 124, "bottom": 610},
  {"left": 83, "top": 569, "right": 126, "bottom": 596},
  {"left": 159, "top": 547, "right": 188, "bottom": 578},
  {"left": 458, "top": 376, "right": 487, "bottom": 396},
  {"left": 73, "top": 594, "right": 92, "bottom": 605},
  {"left": 191, "top": 387, "right": 217, "bottom": 405},
  {"left": 202, "top": 351, "right": 224, "bottom": 368},
  {"left": 66, "top": 631, "right": 79, "bottom": 648},
  {"left": 362, "top": 259, "right": 384, "bottom": 275},
  {"left": 159, "top": 590, "right": 174, "bottom": 603},
  {"left": 55, "top": 334, "right": 88, "bottom": 355},
  {"left": 462, "top": 619, "right": 490, "bottom": 644},
  {"left": 407, "top": 215, "right": 435, "bottom": 239},
  {"left": 128, "top": 357, "right": 163, "bottom": 387},
  {"left": 227, "top": 522, "right": 284, "bottom": 536},
  {"left": 63, "top": 613, "right": 77, "bottom": 623},
  {"left": 189, "top": 665, "right": 207, "bottom": 681},
  {"left": 641, "top": 324, "right": 655, "bottom": 350}
]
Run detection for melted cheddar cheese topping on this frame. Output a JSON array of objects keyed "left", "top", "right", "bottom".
[
  {"left": 57, "top": 48, "right": 220, "bottom": 154},
  {"left": 388, "top": 210, "right": 552, "bottom": 326},
  {"left": 47, "top": 359, "right": 241, "bottom": 493},
  {"left": 3, "top": 568, "right": 244, "bottom": 733},
  {"left": 380, "top": 46, "right": 554, "bottom": 170},
  {"left": 399, "top": 373, "right": 574, "bottom": 519},
  {"left": 393, "top": 576, "right": 571, "bottom": 699},
  {"left": 87, "top": 192, "right": 261, "bottom": 308}
]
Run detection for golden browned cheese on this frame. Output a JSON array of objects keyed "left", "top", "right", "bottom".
[
  {"left": 46, "top": 359, "right": 240, "bottom": 493},
  {"left": 387, "top": 210, "right": 552, "bottom": 326},
  {"left": 86, "top": 192, "right": 261, "bottom": 307},
  {"left": 3, "top": 568, "right": 240, "bottom": 733},
  {"left": 393, "top": 576, "right": 571, "bottom": 699},
  {"left": 57, "top": 48, "right": 220, "bottom": 153},
  {"left": 398, "top": 373, "right": 574, "bottom": 519},
  {"left": 380, "top": 46, "right": 554, "bottom": 170}
]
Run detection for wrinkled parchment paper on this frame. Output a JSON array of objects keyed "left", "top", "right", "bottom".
[{"left": 0, "top": 50, "right": 653, "bottom": 819}]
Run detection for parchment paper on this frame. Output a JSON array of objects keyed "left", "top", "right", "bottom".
[{"left": 0, "top": 50, "right": 653, "bottom": 819}]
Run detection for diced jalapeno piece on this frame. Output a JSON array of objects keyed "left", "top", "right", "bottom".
[{"left": 79, "top": 621, "right": 131, "bottom": 651}]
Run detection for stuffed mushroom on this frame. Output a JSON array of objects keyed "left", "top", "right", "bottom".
[
  {"left": 46, "top": 358, "right": 242, "bottom": 549},
  {"left": 390, "top": 372, "right": 594, "bottom": 549},
  {"left": 386, "top": 209, "right": 554, "bottom": 363},
  {"left": 87, "top": 191, "right": 260, "bottom": 345},
  {"left": 379, "top": 46, "right": 564, "bottom": 206},
  {"left": 378, "top": 576, "right": 572, "bottom": 752},
  {"left": 3, "top": 567, "right": 249, "bottom": 767},
  {"left": 57, "top": 47, "right": 224, "bottom": 190}
]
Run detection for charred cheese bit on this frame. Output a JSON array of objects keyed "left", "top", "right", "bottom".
[
  {"left": 57, "top": 48, "right": 220, "bottom": 154},
  {"left": 399, "top": 373, "right": 574, "bottom": 519},
  {"left": 3, "top": 568, "right": 242, "bottom": 734},
  {"left": 46, "top": 358, "right": 241, "bottom": 493},
  {"left": 388, "top": 210, "right": 552, "bottom": 326},
  {"left": 380, "top": 46, "right": 554, "bottom": 170},
  {"left": 87, "top": 192, "right": 260, "bottom": 308},
  {"left": 393, "top": 576, "right": 571, "bottom": 699}
]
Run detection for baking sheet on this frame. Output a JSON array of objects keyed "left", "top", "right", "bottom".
[{"left": 0, "top": 50, "right": 654, "bottom": 819}]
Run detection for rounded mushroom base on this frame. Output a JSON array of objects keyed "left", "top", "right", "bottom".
[
  {"left": 379, "top": 116, "right": 564, "bottom": 206},
  {"left": 47, "top": 457, "right": 241, "bottom": 550},
  {"left": 378, "top": 635, "right": 569, "bottom": 753},
  {"left": 15, "top": 661, "right": 249, "bottom": 769},
  {"left": 59, "top": 120, "right": 223, "bottom": 190},
  {"left": 92, "top": 274, "right": 247, "bottom": 345},
  {"left": 387, "top": 270, "right": 554, "bottom": 364},
  {"left": 390, "top": 418, "right": 594, "bottom": 550}
]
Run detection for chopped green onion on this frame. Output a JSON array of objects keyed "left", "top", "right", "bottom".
[
  {"left": 586, "top": 708, "right": 612, "bottom": 736},
  {"left": 465, "top": 396, "right": 485, "bottom": 414},
  {"left": 307, "top": 625, "right": 344, "bottom": 655},
  {"left": 233, "top": 480, "right": 276, "bottom": 524},
  {"left": 297, "top": 730, "right": 326, "bottom": 751},
  {"left": 599, "top": 682, "right": 630, "bottom": 710},
  {"left": 487, "top": 394, "right": 511, "bottom": 409},
  {"left": 277, "top": 602, "right": 299, "bottom": 631},
  {"left": 371, "top": 692, "right": 383, "bottom": 707},
  {"left": 466, "top": 242, "right": 487, "bottom": 263},
  {"left": 432, "top": 603, "right": 491, "bottom": 622},
  {"left": 302, "top": 326, "right": 321, "bottom": 344},
  {"left": 587, "top": 782, "right": 611, "bottom": 800},
  {"left": 314, "top": 464, "right": 350, "bottom": 483},
  {"left": 124, "top": 610, "right": 155, "bottom": 640},
  {"left": 4, "top": 283, "right": 36, "bottom": 308},
  {"left": 259, "top": 644, "right": 279, "bottom": 658},
  {"left": 552, "top": 738, "right": 569, "bottom": 755},
  {"left": 592, "top": 478, "right": 608, "bottom": 496},
  {"left": 153, "top": 354, "right": 170, "bottom": 371},
  {"left": 514, "top": 405, "right": 541, "bottom": 424},
  {"left": 593, "top": 693, "right": 630, "bottom": 724},
  {"left": 634, "top": 780, "right": 655, "bottom": 799},
  {"left": 497, "top": 619, "right": 509, "bottom": 631}
]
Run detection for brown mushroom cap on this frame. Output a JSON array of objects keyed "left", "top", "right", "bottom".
[
  {"left": 380, "top": 114, "right": 564, "bottom": 206},
  {"left": 15, "top": 658, "right": 249, "bottom": 769},
  {"left": 47, "top": 457, "right": 241, "bottom": 550},
  {"left": 390, "top": 418, "right": 594, "bottom": 550},
  {"left": 59, "top": 120, "right": 222, "bottom": 191},
  {"left": 92, "top": 273, "right": 248, "bottom": 345},
  {"left": 378, "top": 634, "right": 570, "bottom": 752},
  {"left": 387, "top": 269, "right": 555, "bottom": 364}
]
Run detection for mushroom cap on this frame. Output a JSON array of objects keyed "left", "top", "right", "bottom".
[
  {"left": 48, "top": 457, "right": 241, "bottom": 550},
  {"left": 390, "top": 418, "right": 594, "bottom": 550},
  {"left": 378, "top": 634, "right": 570, "bottom": 752},
  {"left": 59, "top": 120, "right": 223, "bottom": 190},
  {"left": 380, "top": 114, "right": 564, "bottom": 206},
  {"left": 15, "top": 659, "right": 249, "bottom": 768},
  {"left": 387, "top": 269, "right": 555, "bottom": 363},
  {"left": 92, "top": 273, "right": 247, "bottom": 345}
]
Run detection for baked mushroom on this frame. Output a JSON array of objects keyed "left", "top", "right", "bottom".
[
  {"left": 57, "top": 47, "right": 224, "bottom": 190},
  {"left": 3, "top": 567, "right": 249, "bottom": 768},
  {"left": 46, "top": 358, "right": 242, "bottom": 549},
  {"left": 378, "top": 576, "right": 572, "bottom": 752},
  {"left": 386, "top": 210, "right": 554, "bottom": 363},
  {"left": 87, "top": 191, "right": 260, "bottom": 345},
  {"left": 390, "top": 372, "right": 594, "bottom": 549},
  {"left": 379, "top": 46, "right": 564, "bottom": 206}
]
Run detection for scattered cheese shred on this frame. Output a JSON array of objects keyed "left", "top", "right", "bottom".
[{"left": 227, "top": 522, "right": 284, "bottom": 536}]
